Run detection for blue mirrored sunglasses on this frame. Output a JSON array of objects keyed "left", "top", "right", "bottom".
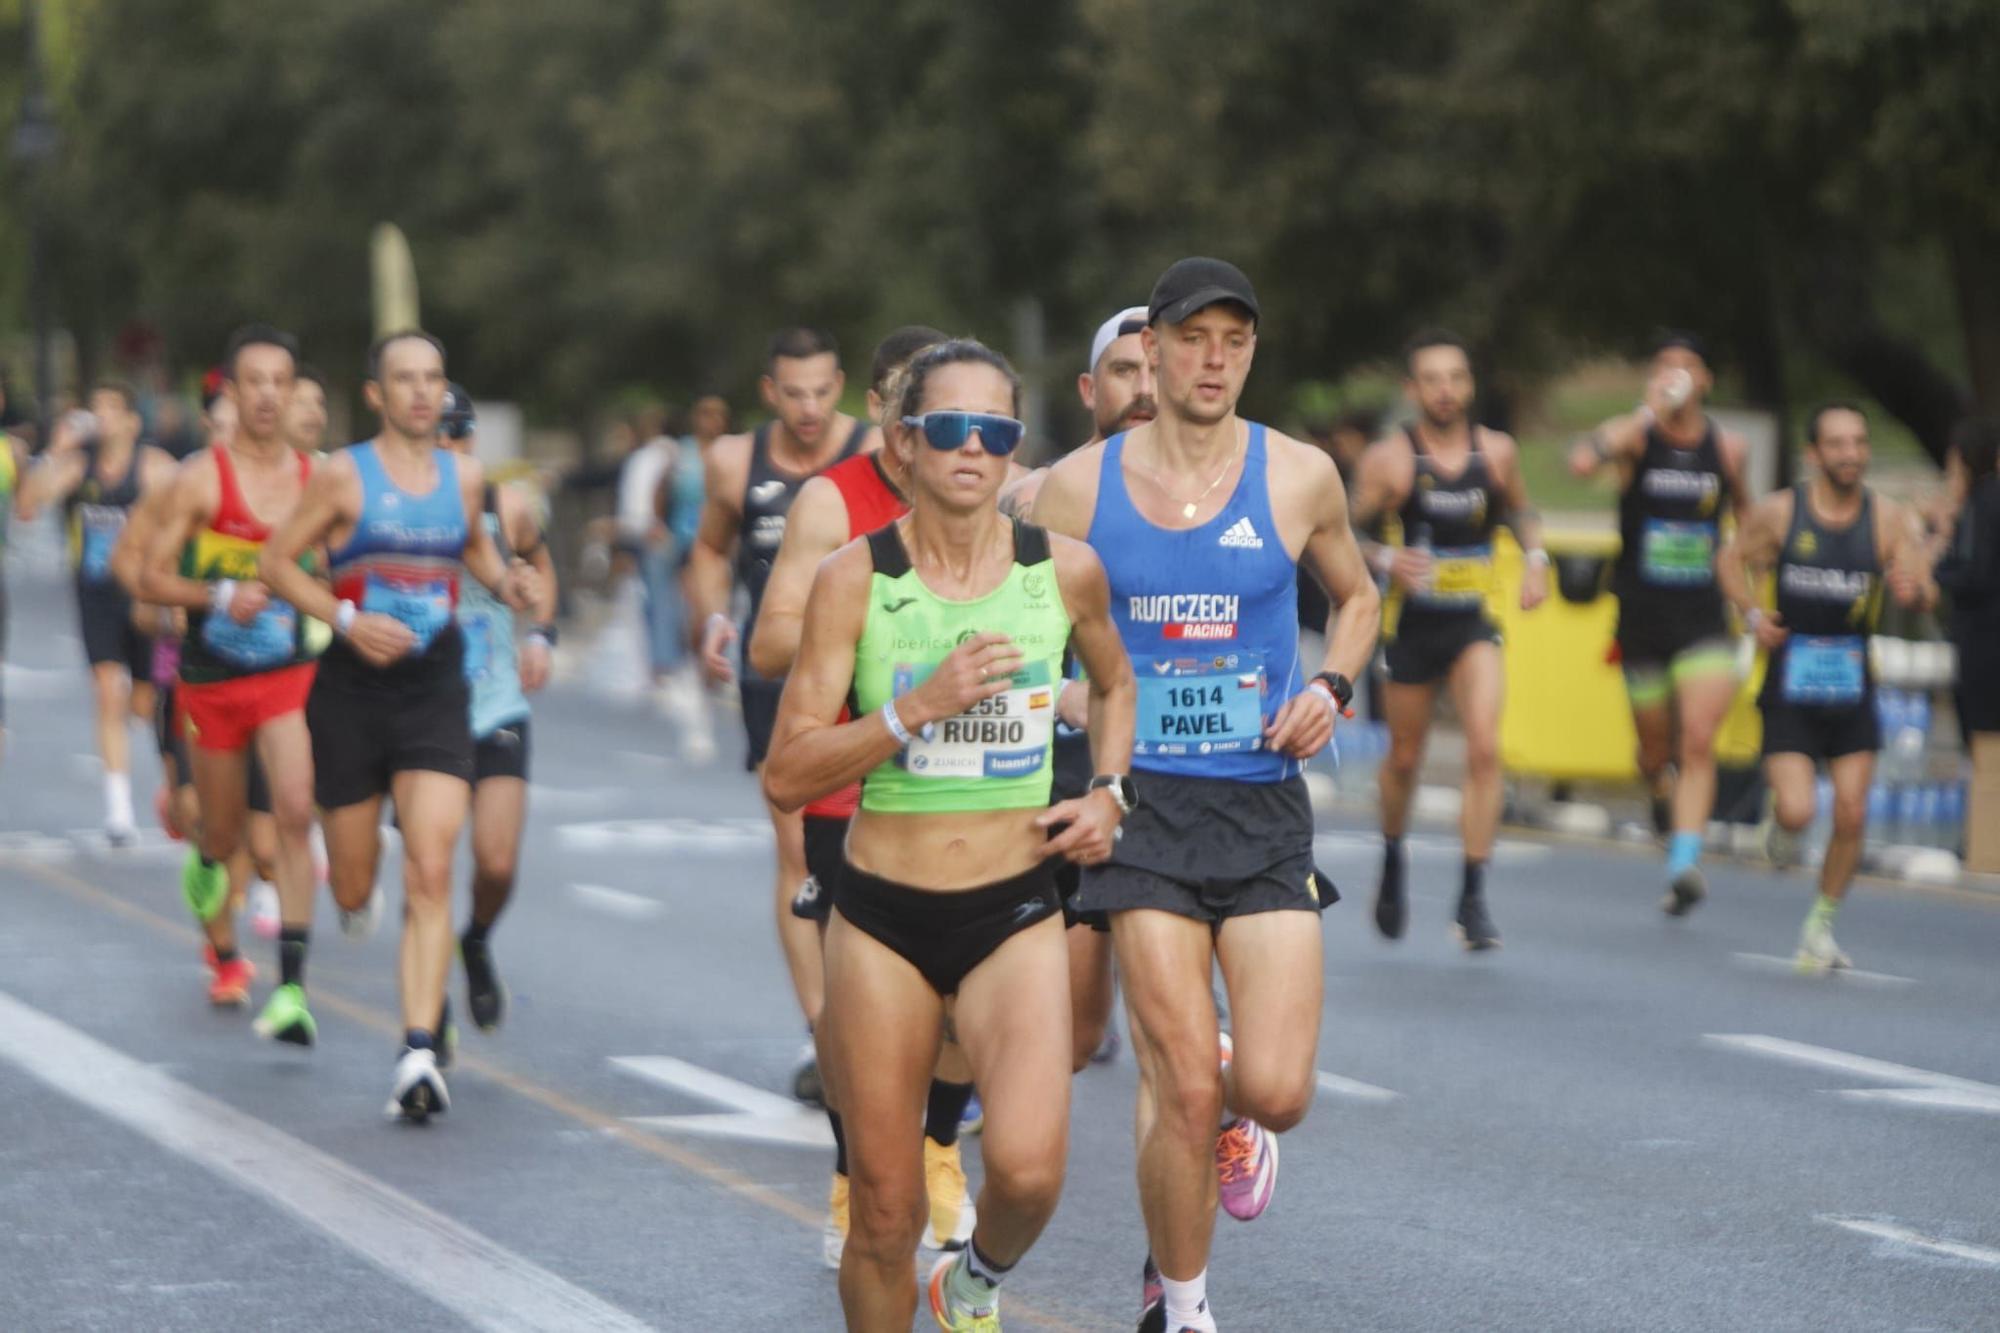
[{"left": 901, "top": 411, "right": 1025, "bottom": 456}]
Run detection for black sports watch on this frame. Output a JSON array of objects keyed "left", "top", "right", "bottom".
[
  {"left": 1312, "top": 671, "right": 1354, "bottom": 710},
  {"left": 528, "top": 622, "right": 559, "bottom": 648},
  {"left": 1087, "top": 773, "right": 1138, "bottom": 815}
]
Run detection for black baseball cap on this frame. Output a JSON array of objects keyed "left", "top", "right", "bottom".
[
  {"left": 1650, "top": 328, "right": 1710, "bottom": 365},
  {"left": 441, "top": 383, "right": 476, "bottom": 440},
  {"left": 1148, "top": 257, "right": 1260, "bottom": 328}
]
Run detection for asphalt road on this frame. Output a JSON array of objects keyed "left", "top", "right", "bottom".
[{"left": 3, "top": 532, "right": 1998, "bottom": 1332}]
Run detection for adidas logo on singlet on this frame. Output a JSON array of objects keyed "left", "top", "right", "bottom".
[{"left": 1218, "top": 516, "right": 1263, "bottom": 549}]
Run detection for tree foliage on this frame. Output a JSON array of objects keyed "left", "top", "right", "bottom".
[{"left": 2, "top": 0, "right": 1993, "bottom": 456}]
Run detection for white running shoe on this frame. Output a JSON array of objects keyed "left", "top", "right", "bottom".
[
  {"left": 386, "top": 1046, "right": 450, "bottom": 1122},
  {"left": 1795, "top": 915, "right": 1853, "bottom": 972},
  {"left": 250, "top": 882, "right": 281, "bottom": 940},
  {"left": 340, "top": 888, "right": 384, "bottom": 939}
]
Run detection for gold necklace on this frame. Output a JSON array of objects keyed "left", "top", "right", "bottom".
[{"left": 1148, "top": 429, "right": 1243, "bottom": 519}]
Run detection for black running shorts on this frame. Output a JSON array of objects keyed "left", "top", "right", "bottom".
[
  {"left": 1760, "top": 697, "right": 1880, "bottom": 763},
  {"left": 792, "top": 813, "right": 848, "bottom": 923},
  {"left": 308, "top": 635, "right": 474, "bottom": 809},
  {"left": 740, "top": 676, "right": 784, "bottom": 771},
  {"left": 1384, "top": 610, "right": 1499, "bottom": 687},
  {"left": 1076, "top": 769, "right": 1335, "bottom": 924},
  {"left": 77, "top": 581, "right": 152, "bottom": 678},
  {"left": 833, "top": 859, "right": 1062, "bottom": 996},
  {"left": 474, "top": 717, "right": 532, "bottom": 784}
]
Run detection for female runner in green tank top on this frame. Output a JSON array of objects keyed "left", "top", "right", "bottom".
[{"left": 765, "top": 340, "right": 1136, "bottom": 1332}]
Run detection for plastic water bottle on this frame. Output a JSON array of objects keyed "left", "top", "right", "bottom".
[
  {"left": 1894, "top": 783, "right": 1923, "bottom": 847},
  {"left": 1867, "top": 782, "right": 1893, "bottom": 839},
  {"left": 1941, "top": 780, "right": 1967, "bottom": 853},
  {"left": 1915, "top": 783, "right": 1942, "bottom": 848},
  {"left": 1887, "top": 691, "right": 1928, "bottom": 786}
]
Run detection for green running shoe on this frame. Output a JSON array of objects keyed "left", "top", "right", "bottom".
[
  {"left": 253, "top": 982, "right": 317, "bottom": 1047},
  {"left": 181, "top": 849, "right": 229, "bottom": 925}
]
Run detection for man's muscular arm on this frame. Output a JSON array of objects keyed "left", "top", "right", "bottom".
[
  {"left": 681, "top": 434, "right": 747, "bottom": 681},
  {"left": 748, "top": 475, "right": 847, "bottom": 678}
]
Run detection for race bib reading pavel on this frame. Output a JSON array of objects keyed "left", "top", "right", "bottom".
[
  {"left": 894, "top": 659, "right": 1055, "bottom": 780},
  {"left": 1134, "top": 651, "right": 1265, "bottom": 757}
]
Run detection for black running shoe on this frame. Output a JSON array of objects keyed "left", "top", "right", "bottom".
[
  {"left": 792, "top": 1044, "right": 825, "bottom": 1106},
  {"left": 1374, "top": 840, "right": 1408, "bottom": 940},
  {"left": 461, "top": 931, "right": 506, "bottom": 1031},
  {"left": 1455, "top": 891, "right": 1501, "bottom": 951},
  {"left": 1662, "top": 864, "right": 1706, "bottom": 917},
  {"left": 434, "top": 998, "right": 458, "bottom": 1071}
]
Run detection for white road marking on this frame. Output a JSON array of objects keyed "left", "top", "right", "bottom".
[
  {"left": 559, "top": 818, "right": 769, "bottom": 854},
  {"left": 0, "top": 662, "right": 74, "bottom": 698},
  {"left": 0, "top": 989, "right": 654, "bottom": 1333},
  {"left": 612, "top": 1055, "right": 833, "bottom": 1149},
  {"left": 0, "top": 831, "right": 79, "bottom": 863},
  {"left": 1705, "top": 1033, "right": 2000, "bottom": 1116},
  {"left": 1819, "top": 1215, "right": 2000, "bottom": 1268},
  {"left": 1730, "top": 952, "right": 1917, "bottom": 987},
  {"left": 1315, "top": 1070, "right": 1400, "bottom": 1103},
  {"left": 569, "top": 883, "right": 665, "bottom": 920}
]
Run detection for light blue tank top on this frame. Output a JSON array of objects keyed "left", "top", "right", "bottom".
[
  {"left": 1089, "top": 424, "right": 1303, "bottom": 783},
  {"left": 460, "top": 500, "right": 529, "bottom": 737},
  {"left": 328, "top": 441, "right": 468, "bottom": 651}
]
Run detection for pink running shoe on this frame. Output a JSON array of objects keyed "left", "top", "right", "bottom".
[{"left": 1215, "top": 1116, "right": 1279, "bottom": 1221}]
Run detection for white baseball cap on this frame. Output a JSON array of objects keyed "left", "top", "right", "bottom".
[{"left": 1088, "top": 306, "right": 1150, "bottom": 375}]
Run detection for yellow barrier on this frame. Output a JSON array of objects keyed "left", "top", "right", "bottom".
[{"left": 1482, "top": 531, "right": 1763, "bottom": 781}]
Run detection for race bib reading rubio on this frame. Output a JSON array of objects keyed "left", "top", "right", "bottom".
[{"left": 893, "top": 658, "right": 1055, "bottom": 780}]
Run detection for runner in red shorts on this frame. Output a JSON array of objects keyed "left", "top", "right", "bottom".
[{"left": 141, "top": 325, "right": 325, "bottom": 1036}]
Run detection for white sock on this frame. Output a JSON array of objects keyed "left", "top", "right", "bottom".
[
  {"left": 1163, "top": 1271, "right": 1217, "bottom": 1330},
  {"left": 104, "top": 772, "right": 134, "bottom": 828}
]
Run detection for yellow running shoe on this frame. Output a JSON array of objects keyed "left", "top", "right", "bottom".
[
  {"left": 822, "top": 1172, "right": 848, "bottom": 1271},
  {"left": 927, "top": 1251, "right": 1000, "bottom": 1332},
  {"left": 923, "top": 1137, "right": 975, "bottom": 1251}
]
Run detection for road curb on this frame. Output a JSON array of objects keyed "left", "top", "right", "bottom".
[{"left": 1304, "top": 777, "right": 2000, "bottom": 896}]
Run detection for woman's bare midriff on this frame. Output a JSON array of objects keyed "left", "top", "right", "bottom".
[{"left": 845, "top": 806, "right": 1050, "bottom": 890}]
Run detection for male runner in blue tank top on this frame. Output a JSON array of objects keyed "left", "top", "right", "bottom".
[
  {"left": 1717, "top": 403, "right": 1934, "bottom": 970},
  {"left": 1033, "top": 257, "right": 1381, "bottom": 1333},
  {"left": 1569, "top": 333, "right": 1753, "bottom": 913},
  {"left": 1351, "top": 330, "right": 1549, "bottom": 949},
  {"left": 440, "top": 385, "right": 559, "bottom": 1032},
  {"left": 262, "top": 331, "right": 536, "bottom": 1122}
]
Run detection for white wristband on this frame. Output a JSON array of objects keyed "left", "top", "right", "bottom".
[
  {"left": 881, "top": 699, "right": 915, "bottom": 746},
  {"left": 335, "top": 599, "right": 358, "bottom": 635},
  {"left": 1526, "top": 548, "right": 1550, "bottom": 569},
  {"left": 1744, "top": 608, "right": 1763, "bottom": 632},
  {"left": 209, "top": 579, "right": 237, "bottom": 615},
  {"left": 1307, "top": 681, "right": 1340, "bottom": 716}
]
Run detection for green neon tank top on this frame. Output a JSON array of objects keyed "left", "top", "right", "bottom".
[{"left": 853, "top": 519, "right": 1071, "bottom": 814}]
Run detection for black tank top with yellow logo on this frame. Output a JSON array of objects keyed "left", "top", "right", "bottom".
[{"left": 1392, "top": 426, "right": 1500, "bottom": 623}]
